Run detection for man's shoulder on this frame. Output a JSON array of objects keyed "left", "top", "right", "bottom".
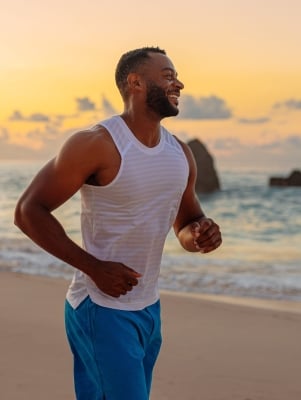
[
  {"left": 54, "top": 120, "right": 120, "bottom": 178},
  {"left": 66, "top": 123, "right": 114, "bottom": 150}
]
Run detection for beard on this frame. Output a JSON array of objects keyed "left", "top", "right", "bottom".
[{"left": 146, "top": 82, "right": 179, "bottom": 118}]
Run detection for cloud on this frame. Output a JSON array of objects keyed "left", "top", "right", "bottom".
[
  {"left": 29, "top": 113, "right": 50, "bottom": 122},
  {"left": 0, "top": 123, "right": 76, "bottom": 160},
  {"left": 0, "top": 127, "right": 43, "bottom": 159},
  {"left": 9, "top": 110, "right": 24, "bottom": 121},
  {"left": 54, "top": 113, "right": 80, "bottom": 123},
  {"left": 285, "top": 135, "right": 301, "bottom": 146},
  {"left": 76, "top": 97, "right": 96, "bottom": 111},
  {"left": 273, "top": 99, "right": 301, "bottom": 110},
  {"left": 9, "top": 110, "right": 50, "bottom": 122},
  {"left": 257, "top": 134, "right": 301, "bottom": 150},
  {"left": 238, "top": 117, "right": 270, "bottom": 124},
  {"left": 212, "top": 137, "right": 241, "bottom": 150},
  {"left": 202, "top": 134, "right": 301, "bottom": 156},
  {"left": 209, "top": 134, "right": 301, "bottom": 155},
  {"left": 179, "top": 95, "right": 232, "bottom": 120},
  {"left": 205, "top": 134, "right": 301, "bottom": 169}
]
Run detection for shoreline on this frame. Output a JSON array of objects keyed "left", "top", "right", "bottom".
[
  {"left": 3, "top": 270, "right": 301, "bottom": 313},
  {"left": 1, "top": 271, "right": 301, "bottom": 400},
  {"left": 160, "top": 288, "right": 301, "bottom": 314}
]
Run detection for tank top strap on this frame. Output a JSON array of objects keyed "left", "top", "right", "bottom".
[{"left": 99, "top": 115, "right": 132, "bottom": 156}]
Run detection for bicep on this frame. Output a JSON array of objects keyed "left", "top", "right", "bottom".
[
  {"left": 20, "top": 158, "right": 84, "bottom": 212},
  {"left": 19, "top": 132, "right": 100, "bottom": 211}
]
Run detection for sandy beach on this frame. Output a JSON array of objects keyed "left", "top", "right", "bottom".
[{"left": 1, "top": 272, "right": 301, "bottom": 400}]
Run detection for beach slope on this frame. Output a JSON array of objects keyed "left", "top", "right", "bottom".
[{"left": 1, "top": 272, "right": 301, "bottom": 400}]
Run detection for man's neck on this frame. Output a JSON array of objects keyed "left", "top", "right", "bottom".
[{"left": 120, "top": 111, "right": 162, "bottom": 148}]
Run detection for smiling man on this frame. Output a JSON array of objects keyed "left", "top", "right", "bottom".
[{"left": 14, "top": 46, "right": 222, "bottom": 400}]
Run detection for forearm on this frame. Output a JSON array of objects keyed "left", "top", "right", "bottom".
[{"left": 14, "top": 203, "right": 98, "bottom": 277}]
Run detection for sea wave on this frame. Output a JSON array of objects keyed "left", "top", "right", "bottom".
[
  {"left": 1, "top": 164, "right": 301, "bottom": 302},
  {"left": 1, "top": 237, "right": 301, "bottom": 302}
]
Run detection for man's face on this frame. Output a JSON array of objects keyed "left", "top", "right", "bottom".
[
  {"left": 146, "top": 81, "right": 179, "bottom": 117},
  {"left": 142, "top": 53, "right": 184, "bottom": 118}
]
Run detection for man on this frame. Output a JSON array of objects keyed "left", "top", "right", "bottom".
[{"left": 14, "top": 46, "right": 222, "bottom": 400}]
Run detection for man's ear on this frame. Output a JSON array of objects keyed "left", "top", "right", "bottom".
[{"left": 127, "top": 73, "right": 143, "bottom": 90}]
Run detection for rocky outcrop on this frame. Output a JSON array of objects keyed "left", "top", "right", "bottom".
[
  {"left": 187, "top": 139, "right": 220, "bottom": 193},
  {"left": 269, "top": 170, "right": 301, "bottom": 187}
]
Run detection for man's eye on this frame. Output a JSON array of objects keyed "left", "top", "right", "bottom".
[{"left": 165, "top": 75, "right": 174, "bottom": 80}]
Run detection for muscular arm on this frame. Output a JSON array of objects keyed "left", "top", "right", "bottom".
[
  {"left": 173, "top": 140, "right": 222, "bottom": 253},
  {"left": 14, "top": 128, "right": 141, "bottom": 297}
]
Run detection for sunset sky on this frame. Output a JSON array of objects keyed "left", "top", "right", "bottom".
[{"left": 1, "top": 0, "right": 301, "bottom": 170}]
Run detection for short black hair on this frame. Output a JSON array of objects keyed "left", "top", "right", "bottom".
[{"left": 115, "top": 46, "right": 166, "bottom": 99}]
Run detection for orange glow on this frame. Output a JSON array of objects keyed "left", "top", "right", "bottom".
[{"left": 1, "top": 0, "right": 301, "bottom": 167}]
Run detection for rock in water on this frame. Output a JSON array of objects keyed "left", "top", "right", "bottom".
[
  {"left": 187, "top": 139, "right": 220, "bottom": 193},
  {"left": 269, "top": 170, "right": 301, "bottom": 187}
]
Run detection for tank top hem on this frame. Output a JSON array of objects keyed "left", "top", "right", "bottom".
[{"left": 66, "top": 290, "right": 160, "bottom": 311}]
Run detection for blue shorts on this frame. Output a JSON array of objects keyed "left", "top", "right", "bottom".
[{"left": 65, "top": 297, "right": 162, "bottom": 400}]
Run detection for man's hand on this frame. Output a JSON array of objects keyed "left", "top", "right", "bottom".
[
  {"left": 89, "top": 261, "right": 142, "bottom": 298},
  {"left": 191, "top": 218, "right": 222, "bottom": 253}
]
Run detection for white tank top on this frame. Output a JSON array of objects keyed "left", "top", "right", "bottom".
[{"left": 66, "top": 115, "right": 189, "bottom": 310}]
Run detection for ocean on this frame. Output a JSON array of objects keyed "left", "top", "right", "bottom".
[{"left": 1, "top": 160, "right": 301, "bottom": 302}]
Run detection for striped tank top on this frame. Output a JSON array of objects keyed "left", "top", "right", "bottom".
[{"left": 66, "top": 115, "right": 189, "bottom": 310}]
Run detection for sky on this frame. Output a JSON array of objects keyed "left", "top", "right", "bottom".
[{"left": 1, "top": 0, "right": 301, "bottom": 171}]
